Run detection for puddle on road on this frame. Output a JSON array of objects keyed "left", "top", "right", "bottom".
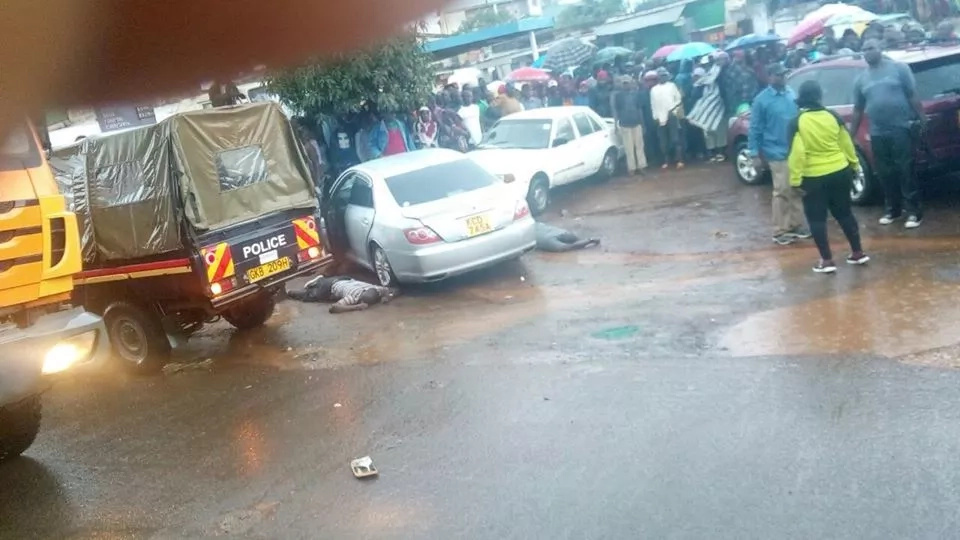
[
  {"left": 721, "top": 268, "right": 960, "bottom": 359},
  {"left": 592, "top": 325, "right": 640, "bottom": 340}
]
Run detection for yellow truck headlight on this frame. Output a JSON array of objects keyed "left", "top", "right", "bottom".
[{"left": 43, "top": 331, "right": 97, "bottom": 374}]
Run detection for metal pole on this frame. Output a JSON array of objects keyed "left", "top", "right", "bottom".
[{"left": 529, "top": 31, "right": 540, "bottom": 60}]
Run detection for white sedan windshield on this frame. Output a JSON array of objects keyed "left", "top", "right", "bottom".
[{"left": 479, "top": 119, "right": 552, "bottom": 150}]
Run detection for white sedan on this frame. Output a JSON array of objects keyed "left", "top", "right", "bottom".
[
  {"left": 468, "top": 106, "right": 621, "bottom": 216},
  {"left": 321, "top": 149, "right": 536, "bottom": 286}
]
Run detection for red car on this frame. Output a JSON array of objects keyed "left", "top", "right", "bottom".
[{"left": 728, "top": 45, "right": 960, "bottom": 205}]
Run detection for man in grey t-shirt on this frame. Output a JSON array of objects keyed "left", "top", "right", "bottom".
[{"left": 851, "top": 39, "right": 927, "bottom": 229}]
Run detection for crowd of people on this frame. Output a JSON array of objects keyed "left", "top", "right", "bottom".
[
  {"left": 290, "top": 17, "right": 951, "bottom": 272},
  {"left": 295, "top": 18, "right": 955, "bottom": 188}
]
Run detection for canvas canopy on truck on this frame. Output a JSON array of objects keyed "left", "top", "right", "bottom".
[
  {"left": 50, "top": 122, "right": 179, "bottom": 262},
  {"left": 50, "top": 103, "right": 317, "bottom": 263},
  {"left": 170, "top": 103, "right": 316, "bottom": 232}
]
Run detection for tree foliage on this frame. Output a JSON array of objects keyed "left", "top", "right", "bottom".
[
  {"left": 457, "top": 6, "right": 515, "bottom": 34},
  {"left": 555, "top": 0, "right": 625, "bottom": 29},
  {"left": 266, "top": 30, "right": 434, "bottom": 117}
]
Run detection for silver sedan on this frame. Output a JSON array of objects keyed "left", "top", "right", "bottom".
[{"left": 321, "top": 148, "right": 536, "bottom": 286}]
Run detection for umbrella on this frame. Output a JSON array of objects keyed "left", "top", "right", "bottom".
[
  {"left": 788, "top": 17, "right": 826, "bottom": 47},
  {"left": 787, "top": 4, "right": 873, "bottom": 46},
  {"left": 542, "top": 38, "right": 596, "bottom": 71},
  {"left": 825, "top": 7, "right": 878, "bottom": 28},
  {"left": 447, "top": 67, "right": 481, "bottom": 89},
  {"left": 725, "top": 33, "right": 782, "bottom": 51},
  {"left": 797, "top": 2, "right": 863, "bottom": 25},
  {"left": 651, "top": 44, "right": 680, "bottom": 59},
  {"left": 666, "top": 42, "right": 717, "bottom": 62},
  {"left": 505, "top": 66, "right": 552, "bottom": 83},
  {"left": 593, "top": 46, "right": 634, "bottom": 65}
]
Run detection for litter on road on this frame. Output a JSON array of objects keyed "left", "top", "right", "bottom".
[
  {"left": 351, "top": 456, "right": 379, "bottom": 478},
  {"left": 161, "top": 358, "right": 214, "bottom": 375}
]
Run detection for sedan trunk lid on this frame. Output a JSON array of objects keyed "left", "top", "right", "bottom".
[{"left": 400, "top": 186, "right": 515, "bottom": 243}]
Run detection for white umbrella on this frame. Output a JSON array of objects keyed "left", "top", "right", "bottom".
[
  {"left": 802, "top": 3, "right": 865, "bottom": 23},
  {"left": 826, "top": 7, "right": 878, "bottom": 27},
  {"left": 447, "top": 67, "right": 481, "bottom": 89}
]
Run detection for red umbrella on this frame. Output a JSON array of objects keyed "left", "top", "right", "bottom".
[
  {"left": 651, "top": 44, "right": 680, "bottom": 59},
  {"left": 788, "top": 17, "right": 827, "bottom": 47},
  {"left": 505, "top": 67, "right": 552, "bottom": 83}
]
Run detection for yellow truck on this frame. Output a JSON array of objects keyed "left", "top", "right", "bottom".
[{"left": 0, "top": 120, "right": 107, "bottom": 461}]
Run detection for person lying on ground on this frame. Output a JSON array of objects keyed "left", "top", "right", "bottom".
[
  {"left": 288, "top": 276, "right": 398, "bottom": 313},
  {"left": 535, "top": 222, "right": 600, "bottom": 253}
]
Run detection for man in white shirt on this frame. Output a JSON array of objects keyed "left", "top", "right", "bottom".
[
  {"left": 650, "top": 68, "right": 685, "bottom": 169},
  {"left": 458, "top": 88, "right": 483, "bottom": 148}
]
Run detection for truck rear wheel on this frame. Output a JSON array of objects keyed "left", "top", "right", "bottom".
[
  {"left": 222, "top": 291, "right": 276, "bottom": 330},
  {"left": 0, "top": 395, "right": 42, "bottom": 462},
  {"left": 104, "top": 302, "right": 170, "bottom": 375}
]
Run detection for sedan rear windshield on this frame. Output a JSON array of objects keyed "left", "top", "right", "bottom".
[{"left": 385, "top": 159, "right": 495, "bottom": 207}]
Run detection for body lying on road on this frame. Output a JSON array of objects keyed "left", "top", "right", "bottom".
[
  {"left": 535, "top": 222, "right": 601, "bottom": 253},
  {"left": 288, "top": 276, "right": 399, "bottom": 313}
]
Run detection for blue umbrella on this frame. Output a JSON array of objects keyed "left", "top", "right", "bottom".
[
  {"left": 725, "top": 33, "right": 782, "bottom": 51},
  {"left": 666, "top": 42, "right": 716, "bottom": 62}
]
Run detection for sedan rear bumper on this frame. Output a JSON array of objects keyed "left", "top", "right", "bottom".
[{"left": 387, "top": 218, "right": 536, "bottom": 282}]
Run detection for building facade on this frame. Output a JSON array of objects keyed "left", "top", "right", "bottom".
[{"left": 423, "top": 0, "right": 534, "bottom": 35}]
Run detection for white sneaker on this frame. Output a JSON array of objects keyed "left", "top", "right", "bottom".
[
  {"left": 813, "top": 260, "right": 837, "bottom": 274},
  {"left": 878, "top": 214, "right": 900, "bottom": 226},
  {"left": 905, "top": 215, "right": 922, "bottom": 229}
]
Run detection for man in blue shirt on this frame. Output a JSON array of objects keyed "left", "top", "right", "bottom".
[
  {"left": 749, "top": 63, "right": 807, "bottom": 245},
  {"left": 851, "top": 39, "right": 926, "bottom": 229}
]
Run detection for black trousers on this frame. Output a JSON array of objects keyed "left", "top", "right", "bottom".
[
  {"left": 643, "top": 121, "right": 662, "bottom": 166},
  {"left": 871, "top": 129, "right": 920, "bottom": 218},
  {"left": 658, "top": 116, "right": 684, "bottom": 164},
  {"left": 801, "top": 168, "right": 863, "bottom": 261}
]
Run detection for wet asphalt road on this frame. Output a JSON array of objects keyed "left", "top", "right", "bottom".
[{"left": 6, "top": 164, "right": 960, "bottom": 538}]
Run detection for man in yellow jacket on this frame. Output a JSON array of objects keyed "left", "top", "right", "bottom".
[{"left": 788, "top": 80, "right": 870, "bottom": 274}]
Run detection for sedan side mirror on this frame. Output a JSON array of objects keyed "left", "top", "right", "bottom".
[{"left": 552, "top": 137, "right": 569, "bottom": 147}]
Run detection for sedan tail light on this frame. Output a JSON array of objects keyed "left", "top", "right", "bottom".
[
  {"left": 514, "top": 200, "right": 530, "bottom": 220},
  {"left": 404, "top": 226, "right": 441, "bottom": 245}
]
